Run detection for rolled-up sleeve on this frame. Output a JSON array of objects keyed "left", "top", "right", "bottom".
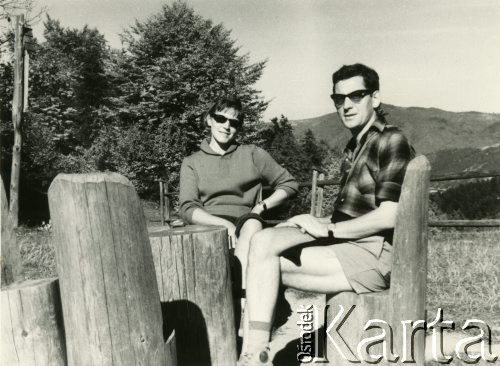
[
  {"left": 375, "top": 132, "right": 415, "bottom": 204},
  {"left": 179, "top": 158, "right": 203, "bottom": 223},
  {"left": 252, "top": 147, "right": 299, "bottom": 197}
]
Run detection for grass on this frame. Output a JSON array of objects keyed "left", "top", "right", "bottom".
[
  {"left": 9, "top": 202, "right": 500, "bottom": 342},
  {"left": 426, "top": 228, "right": 500, "bottom": 340}
]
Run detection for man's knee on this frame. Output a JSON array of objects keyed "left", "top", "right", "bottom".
[{"left": 249, "top": 228, "right": 277, "bottom": 261}]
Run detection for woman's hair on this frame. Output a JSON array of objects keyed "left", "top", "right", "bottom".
[{"left": 204, "top": 96, "right": 244, "bottom": 125}]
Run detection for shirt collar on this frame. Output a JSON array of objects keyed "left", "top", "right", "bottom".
[
  {"left": 200, "top": 139, "right": 239, "bottom": 156},
  {"left": 344, "top": 119, "right": 386, "bottom": 155}
]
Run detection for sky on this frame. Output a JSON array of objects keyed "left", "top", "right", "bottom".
[{"left": 13, "top": 0, "right": 500, "bottom": 120}]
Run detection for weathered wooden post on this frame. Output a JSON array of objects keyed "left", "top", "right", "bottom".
[
  {"left": 149, "top": 225, "right": 237, "bottom": 366},
  {"left": 310, "top": 169, "right": 319, "bottom": 216},
  {"left": 315, "top": 172, "right": 325, "bottom": 217},
  {"left": 1, "top": 278, "right": 66, "bottom": 365},
  {"left": 48, "top": 172, "right": 175, "bottom": 365},
  {"left": 1, "top": 177, "right": 21, "bottom": 285},
  {"left": 9, "top": 14, "right": 26, "bottom": 228},
  {"left": 389, "top": 155, "right": 430, "bottom": 365}
]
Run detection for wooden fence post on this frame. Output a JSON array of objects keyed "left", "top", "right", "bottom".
[
  {"left": 1, "top": 278, "right": 66, "bottom": 365},
  {"left": 48, "top": 172, "right": 175, "bottom": 365},
  {"left": 315, "top": 172, "right": 325, "bottom": 217},
  {"left": 149, "top": 225, "right": 237, "bottom": 366},
  {"left": 310, "top": 170, "right": 318, "bottom": 216},
  {"left": 1, "top": 177, "right": 21, "bottom": 285},
  {"left": 159, "top": 180, "right": 165, "bottom": 225}
]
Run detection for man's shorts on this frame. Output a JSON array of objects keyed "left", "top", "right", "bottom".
[{"left": 282, "top": 235, "right": 392, "bottom": 294}]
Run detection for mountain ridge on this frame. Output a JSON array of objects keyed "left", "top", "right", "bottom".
[
  {"left": 290, "top": 104, "right": 500, "bottom": 175},
  {"left": 291, "top": 104, "right": 500, "bottom": 154}
]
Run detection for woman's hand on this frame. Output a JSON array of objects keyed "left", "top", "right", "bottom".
[
  {"left": 225, "top": 222, "right": 237, "bottom": 249},
  {"left": 286, "top": 214, "right": 328, "bottom": 238},
  {"left": 250, "top": 202, "right": 265, "bottom": 215}
]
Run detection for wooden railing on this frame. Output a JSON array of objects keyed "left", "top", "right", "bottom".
[
  {"left": 157, "top": 167, "right": 500, "bottom": 227},
  {"left": 307, "top": 168, "right": 500, "bottom": 228}
]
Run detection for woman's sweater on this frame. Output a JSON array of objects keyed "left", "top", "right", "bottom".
[{"left": 179, "top": 140, "right": 298, "bottom": 223}]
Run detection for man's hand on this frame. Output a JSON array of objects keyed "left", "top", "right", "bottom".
[
  {"left": 275, "top": 221, "right": 300, "bottom": 229},
  {"left": 286, "top": 214, "right": 328, "bottom": 238}
]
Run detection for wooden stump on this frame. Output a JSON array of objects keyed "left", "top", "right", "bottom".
[
  {"left": 0, "top": 278, "right": 66, "bottom": 365},
  {"left": 48, "top": 173, "right": 174, "bottom": 365},
  {"left": 149, "top": 225, "right": 237, "bottom": 366}
]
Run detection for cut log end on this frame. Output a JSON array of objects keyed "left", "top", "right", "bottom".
[
  {"left": 48, "top": 172, "right": 133, "bottom": 193},
  {"left": 148, "top": 224, "right": 227, "bottom": 237}
]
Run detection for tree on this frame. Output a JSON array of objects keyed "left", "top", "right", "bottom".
[
  {"left": 0, "top": 0, "right": 46, "bottom": 45},
  {"left": 2, "top": 3, "right": 270, "bottom": 223},
  {"left": 300, "top": 128, "right": 328, "bottom": 168},
  {"left": 91, "top": 2, "right": 268, "bottom": 197},
  {"left": 1, "top": 16, "right": 111, "bottom": 224}
]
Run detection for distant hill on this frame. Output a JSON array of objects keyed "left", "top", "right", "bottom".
[
  {"left": 291, "top": 104, "right": 500, "bottom": 154},
  {"left": 291, "top": 104, "right": 500, "bottom": 175},
  {"left": 426, "top": 143, "right": 500, "bottom": 176}
]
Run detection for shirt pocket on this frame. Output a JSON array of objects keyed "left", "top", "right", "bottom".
[{"left": 356, "top": 164, "right": 377, "bottom": 195}]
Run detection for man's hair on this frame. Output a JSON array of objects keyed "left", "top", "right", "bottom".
[
  {"left": 332, "top": 63, "right": 387, "bottom": 122},
  {"left": 332, "top": 63, "right": 379, "bottom": 92},
  {"left": 206, "top": 96, "right": 244, "bottom": 122}
]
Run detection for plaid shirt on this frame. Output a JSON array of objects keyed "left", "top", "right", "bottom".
[{"left": 332, "top": 119, "right": 415, "bottom": 221}]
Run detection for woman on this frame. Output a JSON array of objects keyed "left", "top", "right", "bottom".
[{"left": 179, "top": 96, "right": 298, "bottom": 332}]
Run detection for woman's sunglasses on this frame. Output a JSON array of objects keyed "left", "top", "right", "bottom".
[{"left": 211, "top": 113, "right": 242, "bottom": 128}]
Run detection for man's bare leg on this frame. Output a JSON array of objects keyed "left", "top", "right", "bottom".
[{"left": 243, "top": 227, "right": 352, "bottom": 358}]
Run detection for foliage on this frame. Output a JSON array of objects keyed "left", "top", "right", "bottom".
[
  {"left": 256, "top": 115, "right": 338, "bottom": 217},
  {"left": 431, "top": 178, "right": 500, "bottom": 219},
  {"left": 1, "top": 3, "right": 270, "bottom": 224},
  {"left": 300, "top": 129, "right": 329, "bottom": 168},
  {"left": 1, "top": 17, "right": 110, "bottom": 201},
  {"left": 89, "top": 2, "right": 268, "bottom": 197}
]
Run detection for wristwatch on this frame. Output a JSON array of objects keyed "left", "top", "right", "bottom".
[
  {"left": 327, "top": 223, "right": 336, "bottom": 238},
  {"left": 258, "top": 201, "right": 268, "bottom": 211}
]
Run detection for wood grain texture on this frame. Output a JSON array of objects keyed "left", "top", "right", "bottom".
[
  {"left": 390, "top": 155, "right": 430, "bottom": 365},
  {"left": 9, "top": 15, "right": 25, "bottom": 228},
  {"left": 149, "top": 225, "right": 237, "bottom": 366},
  {"left": 326, "top": 156, "right": 431, "bottom": 365},
  {"left": 315, "top": 173, "right": 325, "bottom": 217},
  {"left": 0, "top": 278, "right": 66, "bottom": 365},
  {"left": 1, "top": 177, "right": 21, "bottom": 286},
  {"left": 310, "top": 170, "right": 318, "bottom": 216},
  {"left": 48, "top": 172, "right": 173, "bottom": 365}
]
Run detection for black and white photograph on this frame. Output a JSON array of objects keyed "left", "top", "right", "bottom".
[{"left": 1, "top": 1, "right": 499, "bottom": 365}]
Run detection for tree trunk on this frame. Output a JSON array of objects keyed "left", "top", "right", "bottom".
[
  {"left": 48, "top": 172, "right": 174, "bottom": 365},
  {"left": 0, "top": 278, "right": 66, "bottom": 365}
]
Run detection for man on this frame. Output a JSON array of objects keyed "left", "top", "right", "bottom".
[{"left": 238, "top": 63, "right": 415, "bottom": 365}]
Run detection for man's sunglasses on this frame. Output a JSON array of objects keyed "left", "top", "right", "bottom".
[
  {"left": 330, "top": 89, "right": 372, "bottom": 108},
  {"left": 211, "top": 113, "right": 242, "bottom": 128}
]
